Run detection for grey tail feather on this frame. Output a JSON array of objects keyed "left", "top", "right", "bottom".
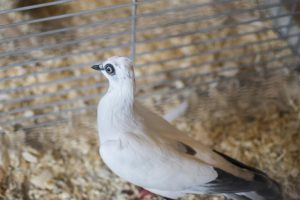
[
  {"left": 213, "top": 150, "right": 283, "bottom": 200},
  {"left": 222, "top": 171, "right": 282, "bottom": 200},
  {"left": 224, "top": 193, "right": 251, "bottom": 200},
  {"left": 245, "top": 172, "right": 282, "bottom": 200},
  {"left": 223, "top": 172, "right": 283, "bottom": 200}
]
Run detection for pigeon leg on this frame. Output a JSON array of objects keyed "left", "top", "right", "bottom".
[
  {"left": 138, "top": 188, "right": 153, "bottom": 199},
  {"left": 138, "top": 188, "right": 175, "bottom": 200}
]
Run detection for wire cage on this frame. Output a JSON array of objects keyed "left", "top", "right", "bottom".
[
  {"left": 0, "top": 0, "right": 300, "bottom": 199},
  {"left": 0, "top": 0, "right": 299, "bottom": 130}
]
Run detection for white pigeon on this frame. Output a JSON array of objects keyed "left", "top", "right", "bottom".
[{"left": 91, "top": 56, "right": 282, "bottom": 200}]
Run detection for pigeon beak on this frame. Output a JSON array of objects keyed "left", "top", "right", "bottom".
[{"left": 91, "top": 64, "right": 104, "bottom": 71}]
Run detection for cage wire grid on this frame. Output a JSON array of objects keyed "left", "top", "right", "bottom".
[{"left": 0, "top": 0, "right": 300, "bottom": 130}]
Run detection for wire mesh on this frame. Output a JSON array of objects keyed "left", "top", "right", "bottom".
[{"left": 0, "top": 0, "right": 300, "bottom": 129}]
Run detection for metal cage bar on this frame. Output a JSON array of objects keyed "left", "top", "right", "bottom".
[{"left": 0, "top": 0, "right": 300, "bottom": 129}]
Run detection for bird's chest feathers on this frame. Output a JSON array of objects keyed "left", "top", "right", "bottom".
[
  {"left": 97, "top": 89, "right": 136, "bottom": 143},
  {"left": 99, "top": 135, "right": 159, "bottom": 188}
]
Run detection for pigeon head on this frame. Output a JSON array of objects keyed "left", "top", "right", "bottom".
[{"left": 92, "top": 56, "right": 135, "bottom": 88}]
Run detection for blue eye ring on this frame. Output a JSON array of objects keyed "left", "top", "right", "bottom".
[{"left": 104, "top": 64, "right": 115, "bottom": 75}]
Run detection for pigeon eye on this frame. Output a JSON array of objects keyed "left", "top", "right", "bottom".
[{"left": 104, "top": 64, "right": 115, "bottom": 75}]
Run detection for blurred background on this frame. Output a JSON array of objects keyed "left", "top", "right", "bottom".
[{"left": 0, "top": 0, "right": 300, "bottom": 199}]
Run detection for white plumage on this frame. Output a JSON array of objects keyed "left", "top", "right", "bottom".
[{"left": 91, "top": 56, "right": 282, "bottom": 200}]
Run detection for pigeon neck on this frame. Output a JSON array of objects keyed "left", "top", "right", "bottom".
[
  {"left": 108, "top": 79, "right": 135, "bottom": 103},
  {"left": 98, "top": 80, "right": 136, "bottom": 143}
]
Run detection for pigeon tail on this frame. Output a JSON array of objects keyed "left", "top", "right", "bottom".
[
  {"left": 212, "top": 150, "right": 282, "bottom": 200},
  {"left": 236, "top": 172, "right": 282, "bottom": 200}
]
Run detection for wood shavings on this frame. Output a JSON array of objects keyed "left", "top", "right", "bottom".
[
  {"left": 0, "top": 167, "right": 5, "bottom": 184},
  {"left": 21, "top": 151, "right": 38, "bottom": 163},
  {"left": 30, "top": 169, "right": 53, "bottom": 189}
]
